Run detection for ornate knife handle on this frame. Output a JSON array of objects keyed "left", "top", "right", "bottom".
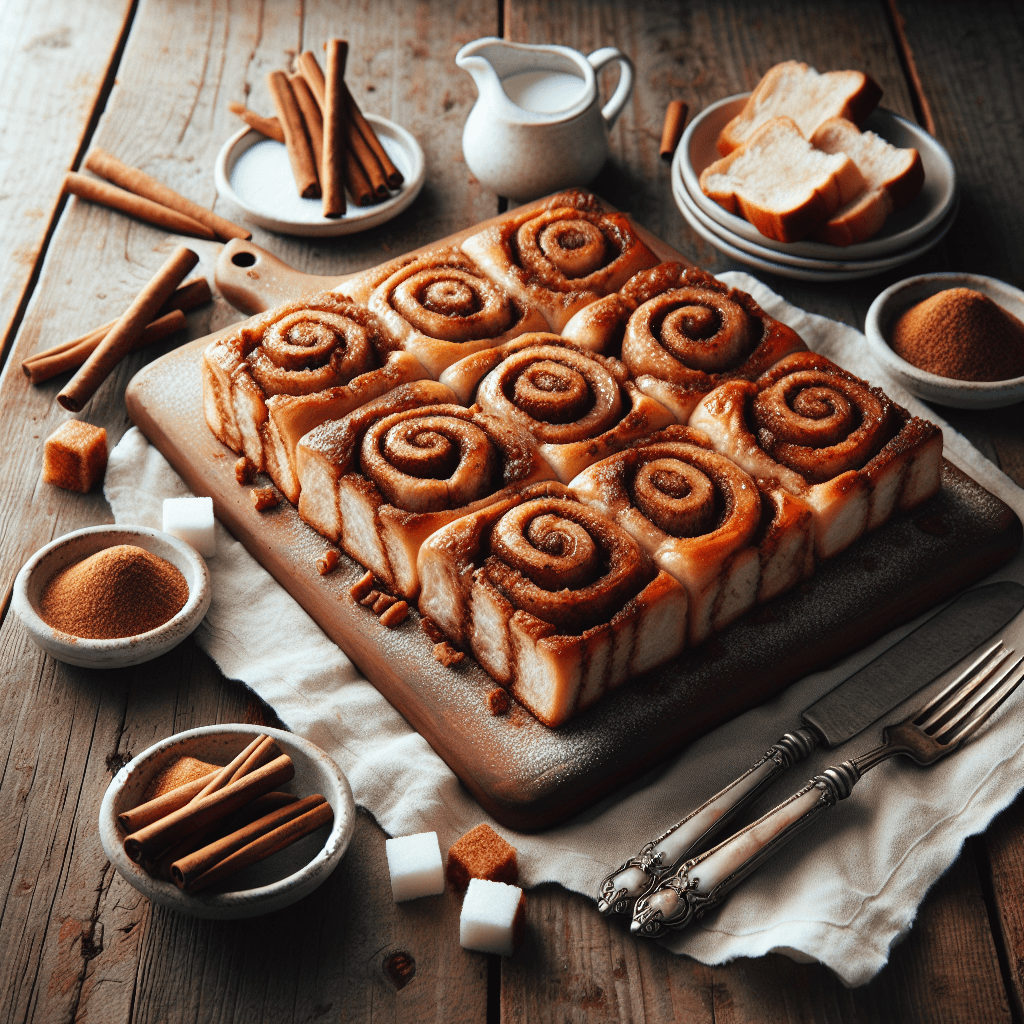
[
  {"left": 631, "top": 760, "right": 862, "bottom": 938},
  {"left": 596, "top": 729, "right": 817, "bottom": 917}
]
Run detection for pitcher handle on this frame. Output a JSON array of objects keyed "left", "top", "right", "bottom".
[{"left": 587, "top": 47, "right": 633, "bottom": 129}]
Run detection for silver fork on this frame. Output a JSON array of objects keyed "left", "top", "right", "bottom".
[{"left": 631, "top": 642, "right": 1024, "bottom": 938}]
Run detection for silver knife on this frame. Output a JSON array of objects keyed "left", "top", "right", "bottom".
[{"left": 597, "top": 581, "right": 1024, "bottom": 917}]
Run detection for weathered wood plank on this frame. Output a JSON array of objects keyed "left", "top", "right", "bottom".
[
  {"left": 0, "top": 0, "right": 134, "bottom": 366},
  {"left": 0, "top": 0, "right": 496, "bottom": 1021}
]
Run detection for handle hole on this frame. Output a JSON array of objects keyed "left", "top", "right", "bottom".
[{"left": 232, "top": 251, "right": 257, "bottom": 268}]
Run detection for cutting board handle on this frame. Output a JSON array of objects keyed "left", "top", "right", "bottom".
[{"left": 215, "top": 239, "right": 349, "bottom": 314}]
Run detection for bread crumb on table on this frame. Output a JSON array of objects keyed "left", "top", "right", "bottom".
[
  {"left": 350, "top": 570, "right": 375, "bottom": 600},
  {"left": 250, "top": 486, "right": 278, "bottom": 511},
  {"left": 316, "top": 550, "right": 340, "bottom": 575},
  {"left": 359, "top": 589, "right": 380, "bottom": 607},
  {"left": 487, "top": 687, "right": 510, "bottom": 715},
  {"left": 379, "top": 601, "right": 409, "bottom": 628},
  {"left": 234, "top": 455, "right": 257, "bottom": 484},
  {"left": 420, "top": 617, "right": 446, "bottom": 643},
  {"left": 434, "top": 641, "right": 465, "bottom": 667}
]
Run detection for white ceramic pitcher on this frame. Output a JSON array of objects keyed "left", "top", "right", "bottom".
[{"left": 455, "top": 38, "right": 634, "bottom": 201}]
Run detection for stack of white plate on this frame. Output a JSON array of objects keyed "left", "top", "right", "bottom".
[{"left": 671, "top": 94, "right": 959, "bottom": 282}]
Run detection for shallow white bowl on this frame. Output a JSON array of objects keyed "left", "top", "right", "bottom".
[
  {"left": 214, "top": 116, "right": 425, "bottom": 237},
  {"left": 864, "top": 272, "right": 1024, "bottom": 409},
  {"left": 12, "top": 524, "right": 211, "bottom": 668},
  {"left": 99, "top": 725, "right": 356, "bottom": 919},
  {"left": 675, "top": 94, "right": 957, "bottom": 260}
]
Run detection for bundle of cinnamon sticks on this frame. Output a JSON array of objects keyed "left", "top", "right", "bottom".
[
  {"left": 119, "top": 734, "right": 334, "bottom": 894},
  {"left": 232, "top": 40, "right": 403, "bottom": 217}
]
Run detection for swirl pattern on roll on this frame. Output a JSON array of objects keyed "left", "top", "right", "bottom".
[
  {"left": 476, "top": 342, "right": 624, "bottom": 445},
  {"left": 360, "top": 408, "right": 501, "bottom": 514},
  {"left": 751, "top": 366, "right": 894, "bottom": 484},
  {"left": 482, "top": 497, "right": 654, "bottom": 635},
  {"left": 238, "top": 293, "right": 382, "bottom": 397}
]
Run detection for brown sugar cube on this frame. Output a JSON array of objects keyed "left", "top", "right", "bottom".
[
  {"left": 379, "top": 600, "right": 409, "bottom": 628},
  {"left": 446, "top": 822, "right": 519, "bottom": 893},
  {"left": 350, "top": 570, "right": 376, "bottom": 600},
  {"left": 235, "top": 455, "right": 257, "bottom": 484},
  {"left": 42, "top": 420, "right": 108, "bottom": 492},
  {"left": 251, "top": 486, "right": 278, "bottom": 511},
  {"left": 487, "top": 687, "right": 510, "bottom": 715},
  {"left": 317, "top": 549, "right": 340, "bottom": 575},
  {"left": 434, "top": 641, "right": 465, "bottom": 668}
]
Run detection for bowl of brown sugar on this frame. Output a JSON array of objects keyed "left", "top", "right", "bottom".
[
  {"left": 865, "top": 272, "right": 1024, "bottom": 409},
  {"left": 12, "top": 524, "right": 211, "bottom": 668}
]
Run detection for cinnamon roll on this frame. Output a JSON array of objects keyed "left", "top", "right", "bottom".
[
  {"left": 570, "top": 425, "right": 811, "bottom": 644},
  {"left": 202, "top": 292, "right": 412, "bottom": 502},
  {"left": 363, "top": 246, "right": 548, "bottom": 378},
  {"left": 461, "top": 190, "right": 659, "bottom": 331},
  {"left": 416, "top": 486, "right": 687, "bottom": 726},
  {"left": 440, "top": 334, "right": 675, "bottom": 482},
  {"left": 564, "top": 265, "right": 807, "bottom": 420},
  {"left": 296, "top": 381, "right": 554, "bottom": 598},
  {"left": 689, "top": 352, "right": 943, "bottom": 559}
]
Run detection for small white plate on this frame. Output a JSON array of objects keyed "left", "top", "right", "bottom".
[
  {"left": 99, "top": 725, "right": 356, "bottom": 919},
  {"left": 865, "top": 272, "right": 1024, "bottom": 409},
  {"left": 674, "top": 174, "right": 959, "bottom": 282},
  {"left": 214, "top": 115, "right": 426, "bottom": 237},
  {"left": 674, "top": 94, "right": 957, "bottom": 260},
  {"left": 12, "top": 525, "right": 211, "bottom": 669},
  {"left": 673, "top": 172, "right": 959, "bottom": 275}
]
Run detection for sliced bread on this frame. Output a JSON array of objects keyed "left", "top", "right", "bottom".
[
  {"left": 717, "top": 61, "right": 882, "bottom": 156},
  {"left": 810, "top": 117, "right": 925, "bottom": 245},
  {"left": 699, "top": 116, "right": 866, "bottom": 243}
]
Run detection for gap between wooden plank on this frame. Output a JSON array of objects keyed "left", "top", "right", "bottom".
[{"left": 0, "top": 0, "right": 141, "bottom": 377}]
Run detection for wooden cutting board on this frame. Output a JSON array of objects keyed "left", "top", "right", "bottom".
[{"left": 125, "top": 211, "right": 1023, "bottom": 831}]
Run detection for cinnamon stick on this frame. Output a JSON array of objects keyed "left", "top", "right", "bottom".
[
  {"left": 297, "top": 50, "right": 327, "bottom": 109},
  {"left": 194, "top": 734, "right": 267, "bottom": 800},
  {"left": 64, "top": 172, "right": 216, "bottom": 240},
  {"left": 182, "top": 796, "right": 333, "bottom": 893},
  {"left": 344, "top": 86, "right": 404, "bottom": 189},
  {"left": 23, "top": 310, "right": 185, "bottom": 385},
  {"left": 122, "top": 752, "right": 295, "bottom": 863},
  {"left": 84, "top": 148, "right": 250, "bottom": 242},
  {"left": 171, "top": 793, "right": 327, "bottom": 891},
  {"left": 289, "top": 73, "right": 324, "bottom": 173},
  {"left": 23, "top": 278, "right": 211, "bottom": 385},
  {"left": 229, "top": 735, "right": 279, "bottom": 782},
  {"left": 267, "top": 71, "right": 320, "bottom": 199},
  {"left": 321, "top": 39, "right": 349, "bottom": 217},
  {"left": 57, "top": 246, "right": 199, "bottom": 412},
  {"left": 228, "top": 101, "right": 286, "bottom": 144},
  {"left": 659, "top": 100, "right": 689, "bottom": 160},
  {"left": 117, "top": 767, "right": 221, "bottom": 833}
]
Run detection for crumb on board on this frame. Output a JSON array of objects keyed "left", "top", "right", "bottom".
[
  {"left": 379, "top": 601, "right": 409, "bottom": 628},
  {"left": 317, "top": 550, "right": 340, "bottom": 575},
  {"left": 250, "top": 486, "right": 278, "bottom": 511},
  {"left": 350, "top": 570, "right": 375, "bottom": 601},
  {"left": 487, "top": 687, "right": 510, "bottom": 715},
  {"left": 235, "top": 455, "right": 257, "bottom": 485},
  {"left": 372, "top": 593, "right": 397, "bottom": 614},
  {"left": 420, "top": 617, "right": 445, "bottom": 643},
  {"left": 359, "top": 589, "right": 380, "bottom": 607},
  {"left": 434, "top": 641, "right": 465, "bottom": 668}
]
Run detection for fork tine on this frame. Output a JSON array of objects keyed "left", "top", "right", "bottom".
[
  {"left": 915, "top": 642, "right": 1009, "bottom": 731},
  {"left": 930, "top": 652, "right": 1024, "bottom": 738},
  {"left": 942, "top": 656, "right": 1024, "bottom": 748}
]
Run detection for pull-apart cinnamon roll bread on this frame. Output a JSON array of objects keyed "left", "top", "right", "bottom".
[
  {"left": 203, "top": 292, "right": 425, "bottom": 502},
  {"left": 563, "top": 265, "right": 807, "bottom": 421},
  {"left": 417, "top": 485, "right": 687, "bottom": 727},
  {"left": 461, "top": 189, "right": 659, "bottom": 331},
  {"left": 690, "top": 352, "right": 942, "bottom": 559},
  {"left": 440, "top": 334, "right": 675, "bottom": 483},
  {"left": 295, "top": 380, "right": 555, "bottom": 599},
  {"left": 361, "top": 246, "right": 548, "bottom": 378},
  {"left": 570, "top": 425, "right": 813, "bottom": 645}
]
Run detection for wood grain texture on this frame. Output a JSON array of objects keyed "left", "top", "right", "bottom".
[{"left": 0, "top": 0, "right": 133, "bottom": 366}]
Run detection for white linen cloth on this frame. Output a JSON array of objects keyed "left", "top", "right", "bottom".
[{"left": 104, "top": 272, "right": 1024, "bottom": 986}]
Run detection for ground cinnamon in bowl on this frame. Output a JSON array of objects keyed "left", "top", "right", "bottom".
[
  {"left": 890, "top": 287, "right": 1024, "bottom": 381},
  {"left": 39, "top": 544, "right": 189, "bottom": 640}
]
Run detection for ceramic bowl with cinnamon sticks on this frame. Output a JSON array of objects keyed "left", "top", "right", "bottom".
[{"left": 99, "top": 724, "right": 355, "bottom": 919}]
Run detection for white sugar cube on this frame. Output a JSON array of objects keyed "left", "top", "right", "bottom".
[
  {"left": 459, "top": 878, "right": 525, "bottom": 956},
  {"left": 162, "top": 496, "right": 216, "bottom": 557},
  {"left": 385, "top": 831, "right": 445, "bottom": 902}
]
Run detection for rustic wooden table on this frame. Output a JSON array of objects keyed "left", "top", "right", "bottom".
[{"left": 2, "top": 1, "right": 1023, "bottom": 1020}]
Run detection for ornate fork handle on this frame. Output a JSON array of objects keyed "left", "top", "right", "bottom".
[
  {"left": 597, "top": 729, "right": 818, "bottom": 916},
  {"left": 631, "top": 761, "right": 862, "bottom": 937}
]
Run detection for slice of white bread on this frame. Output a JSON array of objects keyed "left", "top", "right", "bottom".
[
  {"left": 718, "top": 61, "right": 883, "bottom": 156},
  {"left": 809, "top": 117, "right": 925, "bottom": 245},
  {"left": 699, "top": 117, "right": 866, "bottom": 243}
]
